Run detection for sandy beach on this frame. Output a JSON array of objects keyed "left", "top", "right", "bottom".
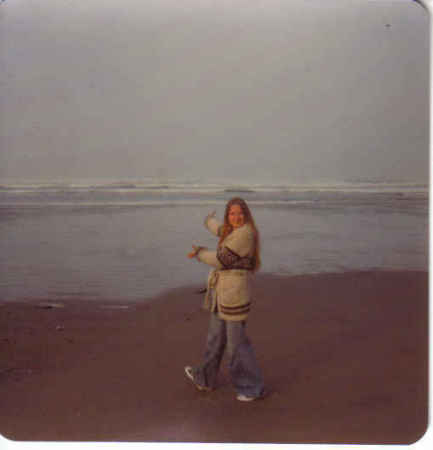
[{"left": 0, "top": 270, "right": 428, "bottom": 444}]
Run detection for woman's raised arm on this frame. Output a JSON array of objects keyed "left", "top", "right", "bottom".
[{"left": 204, "top": 211, "right": 222, "bottom": 237}]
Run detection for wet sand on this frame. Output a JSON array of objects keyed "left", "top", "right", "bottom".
[{"left": 0, "top": 271, "right": 428, "bottom": 444}]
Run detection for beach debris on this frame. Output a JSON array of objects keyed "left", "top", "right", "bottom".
[
  {"left": 100, "top": 305, "right": 130, "bottom": 310},
  {"left": 196, "top": 287, "right": 207, "bottom": 294},
  {"left": 37, "top": 302, "right": 64, "bottom": 309},
  {"left": 0, "top": 367, "right": 35, "bottom": 378}
]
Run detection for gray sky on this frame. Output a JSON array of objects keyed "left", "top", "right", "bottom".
[{"left": 0, "top": 0, "right": 429, "bottom": 184}]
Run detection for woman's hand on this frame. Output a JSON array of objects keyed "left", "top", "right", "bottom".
[{"left": 188, "top": 245, "right": 201, "bottom": 259}]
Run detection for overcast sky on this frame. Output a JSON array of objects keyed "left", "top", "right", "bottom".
[{"left": 0, "top": 0, "right": 429, "bottom": 184}]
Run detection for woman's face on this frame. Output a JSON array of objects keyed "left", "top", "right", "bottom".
[{"left": 228, "top": 204, "right": 245, "bottom": 229}]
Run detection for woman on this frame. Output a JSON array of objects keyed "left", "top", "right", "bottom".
[{"left": 185, "top": 197, "right": 265, "bottom": 401}]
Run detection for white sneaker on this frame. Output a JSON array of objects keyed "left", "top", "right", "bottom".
[
  {"left": 236, "top": 394, "right": 257, "bottom": 402},
  {"left": 184, "top": 366, "right": 212, "bottom": 392}
]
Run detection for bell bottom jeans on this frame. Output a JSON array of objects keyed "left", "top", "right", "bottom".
[{"left": 192, "top": 312, "right": 264, "bottom": 398}]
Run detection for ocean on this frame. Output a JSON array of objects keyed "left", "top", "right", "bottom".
[{"left": 0, "top": 179, "right": 428, "bottom": 303}]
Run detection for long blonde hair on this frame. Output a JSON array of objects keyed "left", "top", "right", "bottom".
[{"left": 218, "top": 197, "right": 261, "bottom": 272}]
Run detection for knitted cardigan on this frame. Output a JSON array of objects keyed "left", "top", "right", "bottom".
[{"left": 196, "top": 212, "right": 256, "bottom": 321}]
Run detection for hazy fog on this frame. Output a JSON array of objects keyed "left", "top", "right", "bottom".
[{"left": 0, "top": 0, "right": 429, "bottom": 185}]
